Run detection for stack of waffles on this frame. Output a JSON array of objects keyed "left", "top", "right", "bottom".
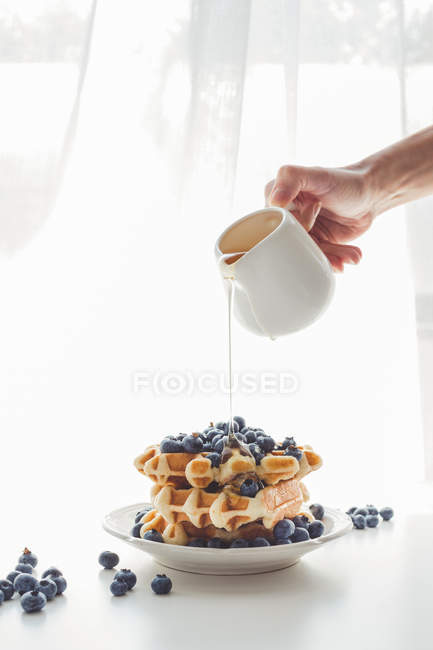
[{"left": 133, "top": 423, "right": 322, "bottom": 546}]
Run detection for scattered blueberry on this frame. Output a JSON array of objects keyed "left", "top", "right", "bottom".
[
  {"left": 114, "top": 569, "right": 136, "bottom": 590},
  {"left": 176, "top": 433, "right": 187, "bottom": 440},
  {"left": 250, "top": 537, "right": 271, "bottom": 547},
  {"left": 309, "top": 503, "right": 325, "bottom": 520},
  {"left": 110, "top": 579, "right": 128, "bottom": 596},
  {"left": 353, "top": 514, "right": 366, "bottom": 529},
  {"left": 235, "top": 432, "right": 246, "bottom": 443},
  {"left": 131, "top": 523, "right": 143, "bottom": 538},
  {"left": 38, "top": 578, "right": 57, "bottom": 600},
  {"left": 244, "top": 430, "right": 257, "bottom": 443},
  {"left": 275, "top": 539, "right": 293, "bottom": 545},
  {"left": 187, "top": 539, "right": 206, "bottom": 547},
  {"left": 257, "top": 436, "right": 275, "bottom": 453},
  {"left": 248, "top": 443, "right": 264, "bottom": 465},
  {"left": 233, "top": 416, "right": 246, "bottom": 430},
  {"left": 366, "top": 504, "right": 379, "bottom": 515},
  {"left": 204, "top": 481, "right": 220, "bottom": 493},
  {"left": 18, "top": 548, "right": 38, "bottom": 568},
  {"left": 135, "top": 506, "right": 152, "bottom": 523},
  {"left": 142, "top": 529, "right": 164, "bottom": 543},
  {"left": 0, "top": 579, "right": 15, "bottom": 600},
  {"left": 230, "top": 538, "right": 249, "bottom": 548},
  {"left": 15, "top": 563, "right": 32, "bottom": 574},
  {"left": 354, "top": 508, "right": 368, "bottom": 517},
  {"left": 223, "top": 421, "right": 240, "bottom": 434},
  {"left": 51, "top": 576, "right": 67, "bottom": 595},
  {"left": 160, "top": 438, "right": 184, "bottom": 453},
  {"left": 308, "top": 520, "right": 325, "bottom": 539},
  {"left": 151, "top": 574, "right": 172, "bottom": 595},
  {"left": 285, "top": 445, "right": 303, "bottom": 461},
  {"left": 239, "top": 478, "right": 259, "bottom": 498},
  {"left": 366, "top": 514, "right": 379, "bottom": 528},
  {"left": 41, "top": 567, "right": 62, "bottom": 579},
  {"left": 206, "top": 428, "right": 224, "bottom": 441},
  {"left": 0, "top": 590, "right": 4, "bottom": 605},
  {"left": 206, "top": 452, "right": 221, "bottom": 468},
  {"left": 291, "top": 527, "right": 310, "bottom": 543},
  {"left": 202, "top": 442, "right": 213, "bottom": 451},
  {"left": 346, "top": 506, "right": 357, "bottom": 515},
  {"left": 21, "top": 589, "right": 46, "bottom": 613},
  {"left": 6, "top": 570, "right": 20, "bottom": 585},
  {"left": 207, "top": 537, "right": 225, "bottom": 549},
  {"left": 273, "top": 518, "right": 296, "bottom": 540},
  {"left": 14, "top": 574, "right": 38, "bottom": 595},
  {"left": 213, "top": 437, "right": 228, "bottom": 453},
  {"left": 292, "top": 515, "right": 310, "bottom": 529},
  {"left": 281, "top": 436, "right": 296, "bottom": 448},
  {"left": 380, "top": 507, "right": 394, "bottom": 521},
  {"left": 98, "top": 551, "right": 120, "bottom": 569},
  {"left": 183, "top": 433, "right": 204, "bottom": 453}
]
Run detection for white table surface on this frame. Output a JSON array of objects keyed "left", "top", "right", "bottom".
[{"left": 3, "top": 510, "right": 432, "bottom": 650}]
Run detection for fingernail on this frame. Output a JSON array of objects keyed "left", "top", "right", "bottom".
[
  {"left": 313, "top": 202, "right": 321, "bottom": 218},
  {"left": 270, "top": 186, "right": 289, "bottom": 205}
]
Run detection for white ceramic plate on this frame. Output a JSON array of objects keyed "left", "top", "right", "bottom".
[{"left": 103, "top": 503, "right": 352, "bottom": 575}]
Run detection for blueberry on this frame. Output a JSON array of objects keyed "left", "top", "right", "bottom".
[
  {"left": 206, "top": 428, "right": 224, "bottom": 441},
  {"left": 275, "top": 539, "right": 293, "bottom": 545},
  {"left": 292, "top": 515, "right": 309, "bottom": 529},
  {"left": 256, "top": 436, "right": 275, "bottom": 452},
  {"left": 207, "top": 538, "right": 225, "bottom": 549},
  {"left": 142, "top": 529, "right": 164, "bottom": 543},
  {"left": 15, "top": 563, "right": 32, "bottom": 574},
  {"left": 0, "top": 579, "right": 15, "bottom": 600},
  {"left": 18, "top": 548, "right": 38, "bottom": 568},
  {"left": 6, "top": 571, "right": 20, "bottom": 585},
  {"left": 114, "top": 569, "right": 136, "bottom": 590},
  {"left": 233, "top": 416, "right": 246, "bottom": 430},
  {"left": 135, "top": 505, "right": 152, "bottom": 523},
  {"left": 98, "top": 551, "right": 120, "bottom": 569},
  {"left": 202, "top": 442, "right": 213, "bottom": 451},
  {"left": 38, "top": 578, "right": 57, "bottom": 600},
  {"left": 151, "top": 574, "right": 172, "bottom": 595},
  {"left": 223, "top": 421, "right": 239, "bottom": 434},
  {"left": 187, "top": 539, "right": 206, "bottom": 547},
  {"left": 213, "top": 437, "right": 227, "bottom": 453},
  {"left": 366, "top": 514, "right": 379, "bottom": 528},
  {"left": 291, "top": 527, "right": 310, "bottom": 543},
  {"left": 285, "top": 445, "right": 303, "bottom": 461},
  {"left": 235, "top": 433, "right": 246, "bottom": 443},
  {"left": 273, "top": 518, "right": 295, "bottom": 540},
  {"left": 14, "top": 574, "right": 38, "bottom": 595},
  {"left": 41, "top": 567, "right": 62, "bottom": 579},
  {"left": 183, "top": 434, "right": 203, "bottom": 453},
  {"left": 354, "top": 508, "right": 368, "bottom": 517},
  {"left": 110, "top": 579, "right": 128, "bottom": 596},
  {"left": 346, "top": 506, "right": 358, "bottom": 515},
  {"left": 250, "top": 537, "right": 271, "bottom": 547},
  {"left": 160, "top": 438, "right": 184, "bottom": 453},
  {"left": 309, "top": 504, "right": 325, "bottom": 520},
  {"left": 239, "top": 478, "right": 259, "bottom": 498},
  {"left": 204, "top": 481, "right": 220, "bottom": 493},
  {"left": 0, "top": 590, "right": 4, "bottom": 605},
  {"left": 244, "top": 430, "right": 257, "bottom": 443},
  {"left": 353, "top": 514, "right": 366, "bottom": 529},
  {"left": 51, "top": 576, "right": 67, "bottom": 595},
  {"left": 248, "top": 443, "right": 264, "bottom": 465},
  {"left": 230, "top": 538, "right": 248, "bottom": 548},
  {"left": 206, "top": 452, "right": 221, "bottom": 468},
  {"left": 308, "top": 520, "right": 325, "bottom": 539},
  {"left": 21, "top": 589, "right": 46, "bottom": 613},
  {"left": 176, "top": 433, "right": 187, "bottom": 440},
  {"left": 131, "top": 523, "right": 143, "bottom": 538},
  {"left": 281, "top": 436, "right": 296, "bottom": 449},
  {"left": 366, "top": 505, "right": 379, "bottom": 515},
  {"left": 380, "top": 507, "right": 394, "bottom": 521}
]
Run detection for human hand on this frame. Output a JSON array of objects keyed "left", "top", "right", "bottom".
[{"left": 265, "top": 164, "right": 374, "bottom": 271}]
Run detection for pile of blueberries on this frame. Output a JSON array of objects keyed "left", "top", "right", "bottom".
[
  {"left": 132, "top": 503, "right": 325, "bottom": 548},
  {"left": 159, "top": 416, "right": 303, "bottom": 471},
  {"left": 347, "top": 505, "right": 394, "bottom": 529},
  {"left": 0, "top": 548, "right": 67, "bottom": 613},
  {"left": 98, "top": 551, "right": 172, "bottom": 595}
]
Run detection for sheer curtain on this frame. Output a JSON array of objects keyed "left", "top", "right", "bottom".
[{"left": 1, "top": 0, "right": 431, "bottom": 535}]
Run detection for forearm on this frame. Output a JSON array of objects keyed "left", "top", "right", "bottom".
[{"left": 355, "top": 125, "right": 433, "bottom": 215}]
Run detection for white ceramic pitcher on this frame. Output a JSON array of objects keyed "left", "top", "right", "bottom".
[{"left": 215, "top": 207, "right": 335, "bottom": 338}]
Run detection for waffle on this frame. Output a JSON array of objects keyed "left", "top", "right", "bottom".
[
  {"left": 135, "top": 508, "right": 300, "bottom": 546},
  {"left": 150, "top": 478, "right": 305, "bottom": 532},
  {"left": 134, "top": 443, "right": 321, "bottom": 489}
]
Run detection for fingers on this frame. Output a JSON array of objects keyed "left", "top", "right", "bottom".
[
  {"left": 295, "top": 201, "right": 321, "bottom": 231},
  {"left": 316, "top": 240, "right": 362, "bottom": 271}
]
